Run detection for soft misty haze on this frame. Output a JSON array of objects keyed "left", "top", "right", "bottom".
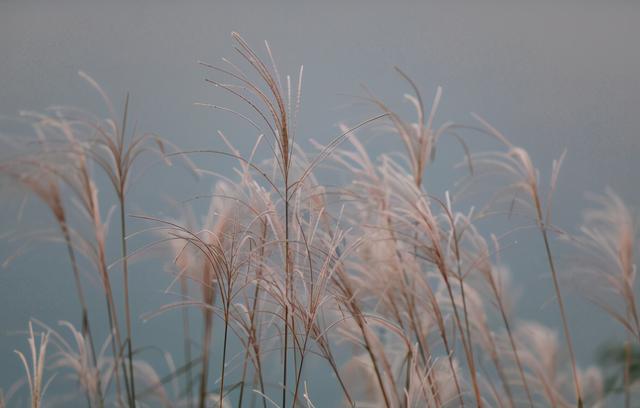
[{"left": 1, "top": 0, "right": 639, "bottom": 404}]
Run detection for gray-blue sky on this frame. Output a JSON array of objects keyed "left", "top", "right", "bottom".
[{"left": 1, "top": 0, "right": 639, "bottom": 403}]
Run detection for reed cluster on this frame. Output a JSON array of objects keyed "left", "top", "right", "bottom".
[{"left": 1, "top": 33, "right": 637, "bottom": 407}]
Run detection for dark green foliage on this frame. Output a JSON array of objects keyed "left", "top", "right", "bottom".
[{"left": 598, "top": 342, "right": 640, "bottom": 396}]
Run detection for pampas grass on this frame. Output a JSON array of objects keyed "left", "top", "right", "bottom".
[{"left": 1, "top": 33, "right": 638, "bottom": 407}]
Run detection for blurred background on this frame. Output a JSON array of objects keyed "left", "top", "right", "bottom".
[{"left": 1, "top": 0, "right": 639, "bottom": 404}]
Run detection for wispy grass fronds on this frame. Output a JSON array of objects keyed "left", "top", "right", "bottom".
[
  {"left": 3, "top": 32, "right": 637, "bottom": 408},
  {"left": 42, "top": 320, "right": 106, "bottom": 406},
  {"left": 570, "top": 190, "right": 639, "bottom": 341},
  {"left": 470, "top": 114, "right": 583, "bottom": 407},
  {"left": 14, "top": 322, "right": 53, "bottom": 408}
]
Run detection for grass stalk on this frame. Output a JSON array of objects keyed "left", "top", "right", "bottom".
[
  {"left": 534, "top": 194, "right": 583, "bottom": 407},
  {"left": 119, "top": 196, "right": 137, "bottom": 407},
  {"left": 60, "top": 222, "right": 104, "bottom": 407},
  {"left": 180, "top": 277, "right": 194, "bottom": 408},
  {"left": 219, "top": 306, "right": 230, "bottom": 408}
]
